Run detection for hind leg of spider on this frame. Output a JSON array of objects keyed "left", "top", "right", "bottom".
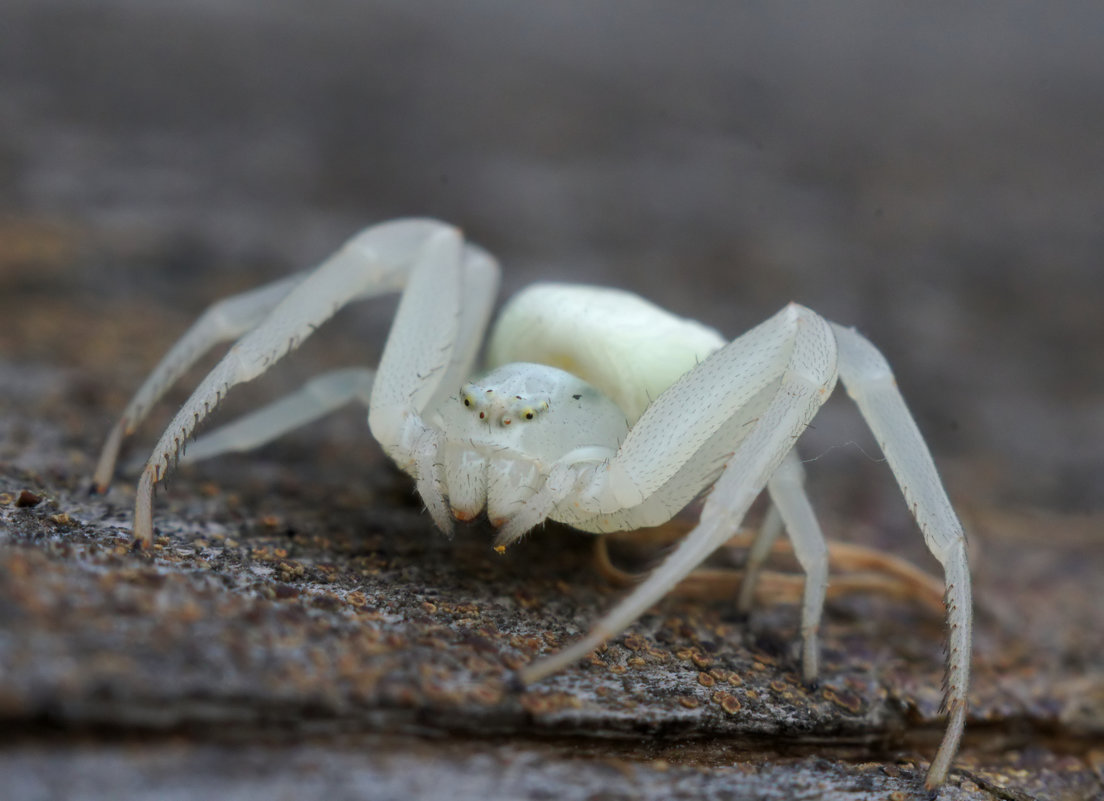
[
  {"left": 762, "top": 450, "right": 829, "bottom": 684},
  {"left": 831, "top": 322, "right": 971, "bottom": 789}
]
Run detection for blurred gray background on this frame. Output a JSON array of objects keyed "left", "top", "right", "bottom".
[{"left": 3, "top": 0, "right": 1101, "bottom": 510}]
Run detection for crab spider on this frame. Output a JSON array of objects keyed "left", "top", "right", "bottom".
[{"left": 93, "top": 218, "right": 971, "bottom": 788}]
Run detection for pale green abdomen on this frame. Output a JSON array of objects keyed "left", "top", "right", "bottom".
[{"left": 486, "top": 283, "right": 726, "bottom": 424}]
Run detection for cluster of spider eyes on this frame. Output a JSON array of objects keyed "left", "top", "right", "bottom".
[{"left": 460, "top": 386, "right": 550, "bottom": 426}]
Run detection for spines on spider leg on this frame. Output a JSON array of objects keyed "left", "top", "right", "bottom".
[
  {"left": 129, "top": 333, "right": 346, "bottom": 546},
  {"left": 116, "top": 219, "right": 474, "bottom": 546},
  {"left": 829, "top": 322, "right": 971, "bottom": 789},
  {"left": 494, "top": 458, "right": 596, "bottom": 549},
  {"left": 93, "top": 271, "right": 311, "bottom": 492},
  {"left": 412, "top": 425, "right": 453, "bottom": 535},
  {"left": 925, "top": 538, "right": 971, "bottom": 789},
  {"left": 131, "top": 373, "right": 234, "bottom": 546}
]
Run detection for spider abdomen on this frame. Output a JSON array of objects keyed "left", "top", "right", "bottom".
[{"left": 486, "top": 283, "right": 725, "bottom": 423}]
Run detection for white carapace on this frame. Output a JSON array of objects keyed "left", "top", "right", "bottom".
[{"left": 94, "top": 219, "right": 971, "bottom": 789}]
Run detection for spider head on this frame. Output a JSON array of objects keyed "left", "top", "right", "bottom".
[{"left": 430, "top": 362, "right": 628, "bottom": 527}]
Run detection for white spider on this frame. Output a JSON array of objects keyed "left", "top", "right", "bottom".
[{"left": 93, "top": 218, "right": 971, "bottom": 788}]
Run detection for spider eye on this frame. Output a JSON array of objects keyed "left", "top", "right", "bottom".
[
  {"left": 508, "top": 398, "right": 549, "bottom": 423},
  {"left": 460, "top": 385, "right": 483, "bottom": 411}
]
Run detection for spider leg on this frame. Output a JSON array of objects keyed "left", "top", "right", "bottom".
[
  {"left": 521, "top": 305, "right": 838, "bottom": 684},
  {"left": 180, "top": 367, "right": 376, "bottom": 463},
  {"left": 92, "top": 270, "right": 310, "bottom": 491},
  {"left": 366, "top": 225, "right": 499, "bottom": 534},
  {"left": 759, "top": 450, "right": 829, "bottom": 684},
  {"left": 735, "top": 504, "right": 783, "bottom": 612},
  {"left": 831, "top": 323, "right": 971, "bottom": 789},
  {"left": 367, "top": 223, "right": 498, "bottom": 458},
  {"left": 130, "top": 219, "right": 498, "bottom": 545},
  {"left": 94, "top": 220, "right": 460, "bottom": 491}
]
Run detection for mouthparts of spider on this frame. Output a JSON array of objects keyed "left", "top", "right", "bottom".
[{"left": 93, "top": 219, "right": 970, "bottom": 789}]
